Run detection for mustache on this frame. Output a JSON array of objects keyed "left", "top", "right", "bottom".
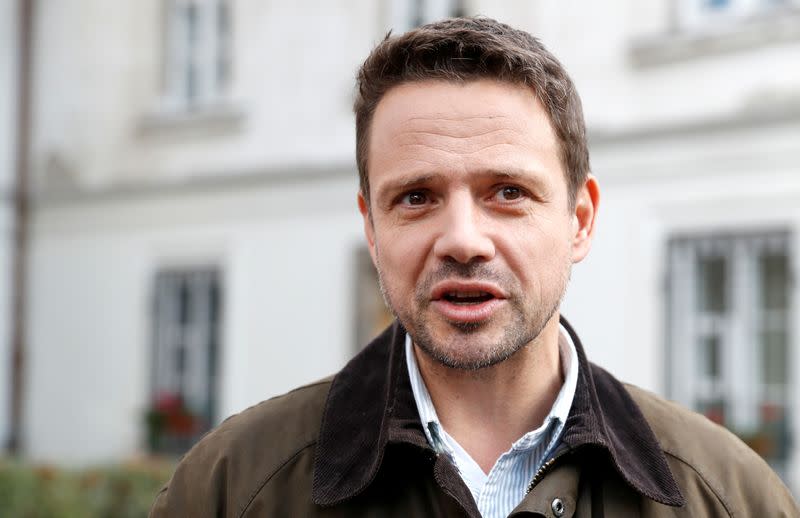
[{"left": 416, "top": 260, "right": 515, "bottom": 297}]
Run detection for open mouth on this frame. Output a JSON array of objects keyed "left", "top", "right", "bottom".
[
  {"left": 430, "top": 282, "right": 506, "bottom": 323},
  {"left": 442, "top": 291, "right": 495, "bottom": 305}
]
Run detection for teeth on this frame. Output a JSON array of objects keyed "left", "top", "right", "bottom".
[{"left": 448, "top": 291, "right": 487, "bottom": 298}]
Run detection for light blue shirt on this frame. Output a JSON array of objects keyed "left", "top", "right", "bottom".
[{"left": 405, "top": 325, "right": 579, "bottom": 518}]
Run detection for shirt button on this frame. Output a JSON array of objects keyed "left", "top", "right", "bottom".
[{"left": 551, "top": 497, "right": 565, "bottom": 517}]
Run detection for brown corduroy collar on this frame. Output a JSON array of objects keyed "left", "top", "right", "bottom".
[{"left": 311, "top": 316, "right": 685, "bottom": 509}]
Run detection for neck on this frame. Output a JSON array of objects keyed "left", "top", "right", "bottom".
[{"left": 414, "top": 314, "right": 564, "bottom": 474}]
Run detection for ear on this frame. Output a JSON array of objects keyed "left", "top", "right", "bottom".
[
  {"left": 358, "top": 191, "right": 378, "bottom": 266},
  {"left": 571, "top": 174, "right": 600, "bottom": 263}
]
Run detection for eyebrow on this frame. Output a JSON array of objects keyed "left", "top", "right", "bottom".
[
  {"left": 375, "top": 167, "right": 550, "bottom": 203},
  {"left": 376, "top": 173, "right": 443, "bottom": 199},
  {"left": 483, "top": 168, "right": 543, "bottom": 183}
]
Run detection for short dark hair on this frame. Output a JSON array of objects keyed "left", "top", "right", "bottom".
[{"left": 354, "top": 17, "right": 590, "bottom": 208}]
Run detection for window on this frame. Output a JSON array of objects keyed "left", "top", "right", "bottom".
[
  {"left": 162, "top": 0, "right": 231, "bottom": 111},
  {"left": 677, "top": 0, "right": 798, "bottom": 29},
  {"left": 147, "top": 268, "right": 222, "bottom": 454},
  {"left": 387, "top": 0, "right": 467, "bottom": 33},
  {"left": 668, "top": 232, "right": 793, "bottom": 476}
]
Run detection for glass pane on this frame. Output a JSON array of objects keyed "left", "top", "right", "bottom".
[
  {"left": 699, "top": 335, "right": 721, "bottom": 380},
  {"left": 705, "top": 0, "right": 730, "bottom": 9},
  {"left": 411, "top": 0, "right": 425, "bottom": 27},
  {"left": 179, "top": 279, "right": 192, "bottom": 325},
  {"left": 452, "top": 0, "right": 467, "bottom": 17},
  {"left": 216, "top": 0, "right": 230, "bottom": 85},
  {"left": 760, "top": 253, "right": 789, "bottom": 310},
  {"left": 697, "top": 256, "right": 727, "bottom": 313},
  {"left": 175, "top": 345, "right": 186, "bottom": 377},
  {"left": 185, "top": 4, "right": 198, "bottom": 102},
  {"left": 186, "top": 4, "right": 198, "bottom": 45},
  {"left": 761, "top": 329, "right": 788, "bottom": 385}
]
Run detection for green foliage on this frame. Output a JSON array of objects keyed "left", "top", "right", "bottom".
[{"left": 0, "top": 459, "right": 175, "bottom": 518}]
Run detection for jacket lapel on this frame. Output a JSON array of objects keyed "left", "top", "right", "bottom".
[
  {"left": 559, "top": 317, "right": 684, "bottom": 507},
  {"left": 312, "top": 317, "right": 684, "bottom": 509}
]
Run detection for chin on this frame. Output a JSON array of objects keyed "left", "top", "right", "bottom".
[{"left": 413, "top": 325, "right": 525, "bottom": 371}]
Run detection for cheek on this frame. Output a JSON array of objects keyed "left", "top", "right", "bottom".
[
  {"left": 500, "top": 224, "right": 570, "bottom": 287},
  {"left": 375, "top": 229, "right": 432, "bottom": 287}
]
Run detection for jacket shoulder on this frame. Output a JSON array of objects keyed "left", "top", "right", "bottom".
[
  {"left": 624, "top": 384, "right": 798, "bottom": 516},
  {"left": 150, "top": 377, "right": 333, "bottom": 518}
]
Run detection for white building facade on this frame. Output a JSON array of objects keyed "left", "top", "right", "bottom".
[{"left": 4, "top": 0, "right": 800, "bottom": 494}]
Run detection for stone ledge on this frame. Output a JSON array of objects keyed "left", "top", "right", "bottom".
[
  {"left": 138, "top": 103, "right": 245, "bottom": 137},
  {"left": 629, "top": 8, "right": 800, "bottom": 67}
]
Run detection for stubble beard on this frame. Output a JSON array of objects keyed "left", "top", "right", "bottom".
[{"left": 375, "top": 258, "right": 571, "bottom": 371}]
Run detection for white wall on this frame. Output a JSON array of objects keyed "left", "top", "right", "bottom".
[{"left": 26, "top": 172, "right": 365, "bottom": 464}]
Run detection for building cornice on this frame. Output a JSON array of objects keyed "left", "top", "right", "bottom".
[
  {"left": 31, "top": 161, "right": 357, "bottom": 208},
  {"left": 588, "top": 101, "right": 800, "bottom": 146},
  {"left": 629, "top": 8, "right": 800, "bottom": 67}
]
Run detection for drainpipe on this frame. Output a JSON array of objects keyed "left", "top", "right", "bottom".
[{"left": 7, "top": 0, "right": 34, "bottom": 456}]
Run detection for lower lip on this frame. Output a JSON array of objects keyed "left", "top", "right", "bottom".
[{"left": 430, "top": 298, "right": 505, "bottom": 324}]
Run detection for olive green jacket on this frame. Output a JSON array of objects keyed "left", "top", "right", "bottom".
[{"left": 150, "top": 319, "right": 799, "bottom": 517}]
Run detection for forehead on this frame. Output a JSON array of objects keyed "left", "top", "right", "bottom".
[
  {"left": 371, "top": 79, "right": 553, "bottom": 137},
  {"left": 367, "top": 79, "right": 562, "bottom": 191}
]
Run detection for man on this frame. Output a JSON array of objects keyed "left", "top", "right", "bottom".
[{"left": 150, "top": 17, "right": 798, "bottom": 517}]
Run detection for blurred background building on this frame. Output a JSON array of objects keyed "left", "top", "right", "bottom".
[{"left": 2, "top": 0, "right": 799, "bottom": 496}]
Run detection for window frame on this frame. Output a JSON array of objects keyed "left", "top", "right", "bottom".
[
  {"left": 149, "top": 267, "right": 223, "bottom": 454},
  {"left": 667, "top": 231, "right": 794, "bottom": 474},
  {"left": 161, "top": 0, "right": 232, "bottom": 113}
]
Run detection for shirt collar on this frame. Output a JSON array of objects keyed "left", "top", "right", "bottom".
[
  {"left": 311, "top": 317, "right": 684, "bottom": 508},
  {"left": 404, "top": 324, "right": 579, "bottom": 456},
  {"left": 404, "top": 333, "right": 441, "bottom": 451}
]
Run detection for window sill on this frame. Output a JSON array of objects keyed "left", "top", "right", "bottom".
[
  {"left": 629, "top": 8, "right": 800, "bottom": 68},
  {"left": 138, "top": 103, "right": 245, "bottom": 137}
]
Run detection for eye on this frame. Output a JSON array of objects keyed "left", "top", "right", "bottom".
[
  {"left": 495, "top": 185, "right": 524, "bottom": 201},
  {"left": 401, "top": 191, "right": 429, "bottom": 206}
]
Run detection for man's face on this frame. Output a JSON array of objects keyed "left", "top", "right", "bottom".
[{"left": 359, "top": 79, "right": 596, "bottom": 370}]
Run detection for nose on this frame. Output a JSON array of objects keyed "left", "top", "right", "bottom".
[{"left": 432, "top": 193, "right": 496, "bottom": 264}]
